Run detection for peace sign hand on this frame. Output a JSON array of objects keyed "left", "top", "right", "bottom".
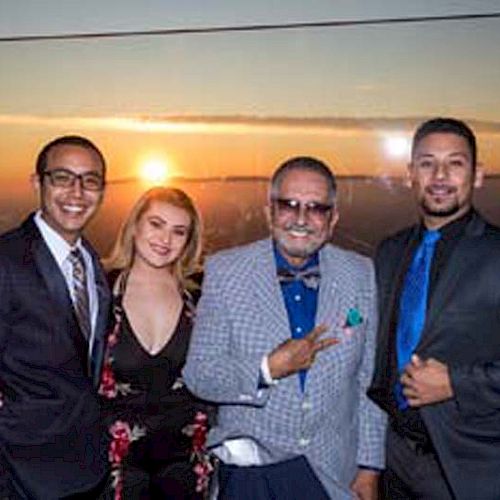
[{"left": 268, "top": 324, "right": 340, "bottom": 380}]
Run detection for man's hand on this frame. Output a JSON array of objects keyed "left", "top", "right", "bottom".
[
  {"left": 401, "top": 354, "right": 454, "bottom": 407},
  {"left": 267, "top": 324, "right": 339, "bottom": 380},
  {"left": 350, "top": 469, "right": 379, "bottom": 500}
]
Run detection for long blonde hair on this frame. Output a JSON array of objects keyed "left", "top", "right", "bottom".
[{"left": 103, "top": 187, "right": 202, "bottom": 288}]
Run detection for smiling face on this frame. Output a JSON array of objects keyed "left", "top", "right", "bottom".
[
  {"left": 133, "top": 200, "right": 191, "bottom": 270},
  {"left": 408, "top": 132, "right": 483, "bottom": 229},
  {"left": 267, "top": 168, "right": 338, "bottom": 267},
  {"left": 33, "top": 144, "right": 105, "bottom": 244}
]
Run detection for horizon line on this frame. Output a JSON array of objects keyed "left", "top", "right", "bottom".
[{"left": 107, "top": 173, "right": 500, "bottom": 185}]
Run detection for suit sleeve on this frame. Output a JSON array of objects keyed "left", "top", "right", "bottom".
[
  {"left": 450, "top": 362, "right": 500, "bottom": 417},
  {"left": 0, "top": 256, "right": 11, "bottom": 355},
  {"left": 0, "top": 255, "right": 12, "bottom": 472},
  {"left": 183, "top": 258, "right": 272, "bottom": 406},
  {"left": 356, "top": 259, "right": 387, "bottom": 469}
]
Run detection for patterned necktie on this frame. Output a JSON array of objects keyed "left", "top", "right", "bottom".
[
  {"left": 277, "top": 265, "right": 321, "bottom": 290},
  {"left": 69, "top": 248, "right": 91, "bottom": 340},
  {"left": 395, "top": 229, "right": 441, "bottom": 410}
]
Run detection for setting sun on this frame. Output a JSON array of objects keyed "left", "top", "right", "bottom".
[{"left": 140, "top": 158, "right": 171, "bottom": 185}]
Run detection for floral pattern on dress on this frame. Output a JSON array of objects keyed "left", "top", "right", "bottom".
[
  {"left": 108, "top": 420, "right": 146, "bottom": 500},
  {"left": 182, "top": 411, "right": 214, "bottom": 495},
  {"left": 99, "top": 296, "right": 146, "bottom": 500},
  {"left": 99, "top": 276, "right": 213, "bottom": 499}
]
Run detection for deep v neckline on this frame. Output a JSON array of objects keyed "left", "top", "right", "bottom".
[
  {"left": 117, "top": 271, "right": 185, "bottom": 358},
  {"left": 121, "top": 304, "right": 184, "bottom": 358}
]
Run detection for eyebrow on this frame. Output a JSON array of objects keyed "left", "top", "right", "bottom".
[
  {"left": 414, "top": 151, "right": 469, "bottom": 159},
  {"left": 51, "top": 166, "right": 102, "bottom": 175},
  {"left": 147, "top": 215, "right": 189, "bottom": 228},
  {"left": 448, "top": 152, "right": 469, "bottom": 157}
]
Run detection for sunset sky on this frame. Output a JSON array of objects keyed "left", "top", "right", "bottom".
[
  {"left": 1, "top": 1, "right": 500, "bottom": 181},
  {"left": 1, "top": 1, "right": 500, "bottom": 200}
]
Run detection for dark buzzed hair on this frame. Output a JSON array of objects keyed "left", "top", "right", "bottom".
[
  {"left": 412, "top": 118, "right": 477, "bottom": 169},
  {"left": 270, "top": 156, "right": 337, "bottom": 204},
  {"left": 35, "top": 135, "right": 106, "bottom": 177}
]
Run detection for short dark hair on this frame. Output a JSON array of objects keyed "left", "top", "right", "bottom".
[
  {"left": 412, "top": 118, "right": 477, "bottom": 168},
  {"left": 35, "top": 135, "right": 106, "bottom": 178},
  {"left": 270, "top": 156, "right": 337, "bottom": 203}
]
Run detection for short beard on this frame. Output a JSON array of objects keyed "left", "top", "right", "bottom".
[
  {"left": 274, "top": 233, "right": 326, "bottom": 261},
  {"left": 421, "top": 199, "right": 460, "bottom": 219}
]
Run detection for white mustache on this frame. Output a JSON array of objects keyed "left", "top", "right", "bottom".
[{"left": 284, "top": 223, "right": 315, "bottom": 235}]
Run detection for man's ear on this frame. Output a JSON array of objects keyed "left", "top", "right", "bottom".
[
  {"left": 264, "top": 203, "right": 272, "bottom": 230},
  {"left": 405, "top": 162, "right": 414, "bottom": 189},
  {"left": 328, "top": 207, "right": 339, "bottom": 235},
  {"left": 31, "top": 173, "right": 41, "bottom": 195},
  {"left": 474, "top": 162, "right": 484, "bottom": 189}
]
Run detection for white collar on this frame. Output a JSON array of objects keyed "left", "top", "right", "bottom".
[{"left": 34, "top": 210, "right": 84, "bottom": 267}]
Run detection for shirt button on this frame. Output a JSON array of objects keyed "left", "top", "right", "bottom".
[
  {"left": 294, "top": 294, "right": 301, "bottom": 302},
  {"left": 302, "top": 401, "right": 312, "bottom": 411},
  {"left": 299, "top": 437, "right": 310, "bottom": 447},
  {"left": 296, "top": 327, "right": 302, "bottom": 334}
]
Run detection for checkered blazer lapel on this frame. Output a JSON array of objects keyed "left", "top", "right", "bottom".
[
  {"left": 251, "top": 240, "right": 292, "bottom": 344},
  {"left": 316, "top": 246, "right": 341, "bottom": 328}
]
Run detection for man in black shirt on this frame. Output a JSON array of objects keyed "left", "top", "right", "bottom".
[{"left": 368, "top": 118, "right": 500, "bottom": 499}]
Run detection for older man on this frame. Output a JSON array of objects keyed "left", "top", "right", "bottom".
[
  {"left": 0, "top": 136, "right": 110, "bottom": 498},
  {"left": 184, "top": 156, "right": 386, "bottom": 499}
]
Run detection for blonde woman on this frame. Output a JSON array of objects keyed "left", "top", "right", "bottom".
[{"left": 99, "top": 187, "right": 213, "bottom": 499}]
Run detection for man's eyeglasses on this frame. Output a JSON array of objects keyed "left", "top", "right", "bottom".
[
  {"left": 42, "top": 168, "right": 105, "bottom": 192},
  {"left": 273, "top": 198, "right": 333, "bottom": 219}
]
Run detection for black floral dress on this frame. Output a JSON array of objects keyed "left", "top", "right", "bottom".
[{"left": 99, "top": 272, "right": 214, "bottom": 500}]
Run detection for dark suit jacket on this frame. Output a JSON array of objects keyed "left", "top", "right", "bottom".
[
  {"left": 0, "top": 215, "right": 111, "bottom": 499},
  {"left": 368, "top": 212, "right": 500, "bottom": 500}
]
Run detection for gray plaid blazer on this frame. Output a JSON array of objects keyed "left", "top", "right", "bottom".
[{"left": 184, "top": 238, "right": 386, "bottom": 498}]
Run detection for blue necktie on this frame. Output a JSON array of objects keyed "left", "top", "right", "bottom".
[{"left": 395, "top": 229, "right": 441, "bottom": 410}]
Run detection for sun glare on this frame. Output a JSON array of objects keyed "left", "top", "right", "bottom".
[
  {"left": 140, "top": 158, "right": 170, "bottom": 185},
  {"left": 384, "top": 136, "right": 410, "bottom": 159}
]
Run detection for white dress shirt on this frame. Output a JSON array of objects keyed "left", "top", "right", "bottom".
[
  {"left": 34, "top": 211, "right": 99, "bottom": 355},
  {"left": 213, "top": 356, "right": 277, "bottom": 465}
]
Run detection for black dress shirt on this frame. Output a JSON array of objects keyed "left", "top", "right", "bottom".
[{"left": 390, "top": 210, "right": 474, "bottom": 444}]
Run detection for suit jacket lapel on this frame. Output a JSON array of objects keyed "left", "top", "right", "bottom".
[
  {"left": 370, "top": 226, "right": 416, "bottom": 402},
  {"left": 316, "top": 247, "right": 339, "bottom": 328},
  {"left": 24, "top": 218, "right": 74, "bottom": 315},
  {"left": 381, "top": 228, "right": 418, "bottom": 340},
  {"left": 34, "top": 241, "right": 74, "bottom": 311},
  {"left": 419, "top": 214, "right": 486, "bottom": 349},
  {"left": 23, "top": 217, "right": 90, "bottom": 376},
  {"left": 82, "top": 239, "right": 111, "bottom": 385},
  {"left": 251, "top": 240, "right": 290, "bottom": 343},
  {"left": 251, "top": 242, "right": 345, "bottom": 341}
]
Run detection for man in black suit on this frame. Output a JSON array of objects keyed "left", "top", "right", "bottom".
[
  {"left": 368, "top": 118, "right": 500, "bottom": 499},
  {"left": 0, "top": 136, "right": 111, "bottom": 498}
]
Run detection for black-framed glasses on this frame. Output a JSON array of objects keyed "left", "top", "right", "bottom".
[
  {"left": 42, "top": 168, "right": 105, "bottom": 191},
  {"left": 273, "top": 198, "right": 333, "bottom": 219}
]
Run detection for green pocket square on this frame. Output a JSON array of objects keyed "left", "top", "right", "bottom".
[{"left": 345, "top": 308, "right": 363, "bottom": 327}]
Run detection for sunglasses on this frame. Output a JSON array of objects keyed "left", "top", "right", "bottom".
[{"left": 273, "top": 198, "right": 333, "bottom": 219}]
